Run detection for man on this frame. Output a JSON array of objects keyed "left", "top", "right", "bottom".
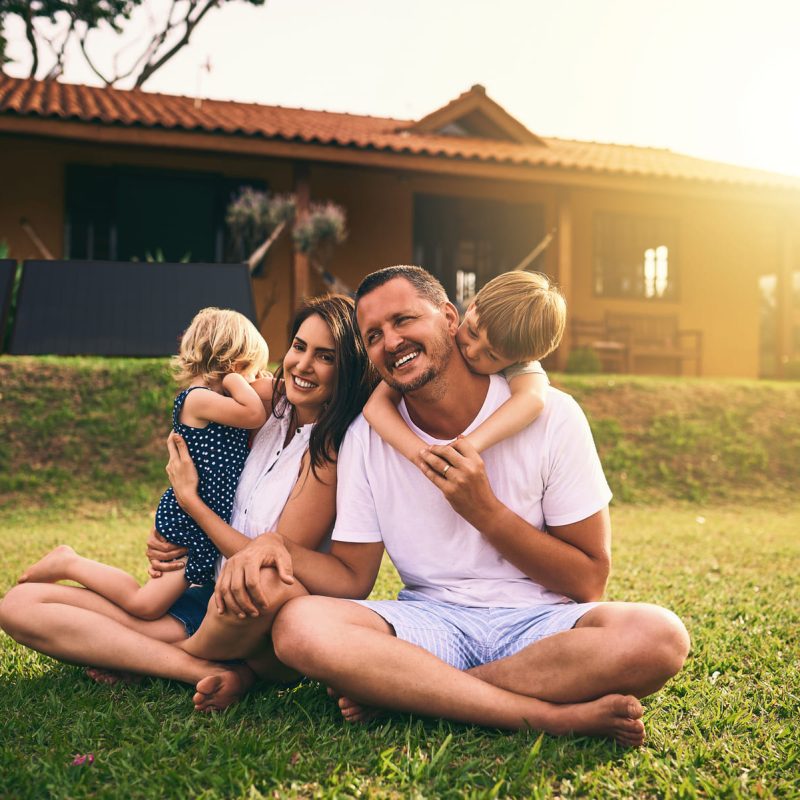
[{"left": 199, "top": 266, "right": 689, "bottom": 744}]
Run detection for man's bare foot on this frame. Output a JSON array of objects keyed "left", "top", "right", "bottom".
[
  {"left": 326, "top": 686, "right": 382, "bottom": 724},
  {"left": 546, "top": 694, "right": 645, "bottom": 747},
  {"left": 18, "top": 545, "right": 77, "bottom": 584},
  {"left": 84, "top": 667, "right": 143, "bottom": 686},
  {"left": 193, "top": 663, "right": 257, "bottom": 712}
]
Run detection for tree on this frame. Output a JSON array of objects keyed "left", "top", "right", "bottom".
[{"left": 0, "top": 0, "right": 265, "bottom": 88}]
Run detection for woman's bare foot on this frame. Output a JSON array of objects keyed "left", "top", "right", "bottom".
[
  {"left": 193, "top": 663, "right": 257, "bottom": 712},
  {"left": 545, "top": 694, "right": 646, "bottom": 747},
  {"left": 84, "top": 667, "right": 143, "bottom": 686},
  {"left": 18, "top": 545, "right": 78, "bottom": 584},
  {"left": 326, "top": 686, "right": 382, "bottom": 724}
]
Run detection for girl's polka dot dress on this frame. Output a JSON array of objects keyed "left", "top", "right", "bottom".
[{"left": 154, "top": 387, "right": 250, "bottom": 585}]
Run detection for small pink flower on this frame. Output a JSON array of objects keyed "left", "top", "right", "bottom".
[{"left": 71, "top": 754, "right": 95, "bottom": 766}]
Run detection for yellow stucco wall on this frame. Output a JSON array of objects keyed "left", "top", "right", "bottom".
[
  {"left": 2, "top": 131, "right": 792, "bottom": 376},
  {"left": 566, "top": 187, "right": 783, "bottom": 377}
]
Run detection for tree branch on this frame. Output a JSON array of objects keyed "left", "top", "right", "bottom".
[
  {"left": 23, "top": 5, "right": 39, "bottom": 79},
  {"left": 134, "top": 0, "right": 219, "bottom": 88},
  {"left": 78, "top": 29, "right": 113, "bottom": 85}
]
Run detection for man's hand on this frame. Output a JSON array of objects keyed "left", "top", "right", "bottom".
[
  {"left": 214, "top": 533, "right": 295, "bottom": 618},
  {"left": 418, "top": 437, "right": 502, "bottom": 529},
  {"left": 145, "top": 529, "right": 187, "bottom": 578},
  {"left": 165, "top": 432, "right": 200, "bottom": 510}
]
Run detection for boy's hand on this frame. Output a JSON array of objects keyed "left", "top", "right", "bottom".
[
  {"left": 418, "top": 437, "right": 501, "bottom": 529},
  {"left": 146, "top": 529, "right": 187, "bottom": 578}
]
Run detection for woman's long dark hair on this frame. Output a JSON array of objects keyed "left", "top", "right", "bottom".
[{"left": 272, "top": 294, "right": 378, "bottom": 474}]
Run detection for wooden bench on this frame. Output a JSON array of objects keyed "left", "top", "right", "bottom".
[
  {"left": 605, "top": 312, "right": 702, "bottom": 375},
  {"left": 570, "top": 318, "right": 629, "bottom": 372},
  {"left": 570, "top": 314, "right": 702, "bottom": 375}
]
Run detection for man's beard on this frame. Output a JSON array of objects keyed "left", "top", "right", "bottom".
[{"left": 383, "top": 330, "right": 455, "bottom": 395}]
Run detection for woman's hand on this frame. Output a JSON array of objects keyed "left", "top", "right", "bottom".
[
  {"left": 145, "top": 529, "right": 187, "bottom": 578},
  {"left": 165, "top": 432, "right": 200, "bottom": 510},
  {"left": 214, "top": 533, "right": 295, "bottom": 618}
]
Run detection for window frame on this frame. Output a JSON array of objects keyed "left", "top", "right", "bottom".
[{"left": 592, "top": 211, "right": 679, "bottom": 302}]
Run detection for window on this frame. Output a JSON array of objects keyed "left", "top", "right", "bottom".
[
  {"left": 594, "top": 213, "right": 677, "bottom": 300},
  {"left": 65, "top": 165, "right": 265, "bottom": 263},
  {"left": 414, "top": 194, "right": 545, "bottom": 308}
]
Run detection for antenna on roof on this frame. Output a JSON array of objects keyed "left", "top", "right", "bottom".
[{"left": 194, "top": 55, "right": 212, "bottom": 110}]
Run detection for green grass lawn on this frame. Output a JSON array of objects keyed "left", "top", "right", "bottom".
[{"left": 2, "top": 502, "right": 798, "bottom": 799}]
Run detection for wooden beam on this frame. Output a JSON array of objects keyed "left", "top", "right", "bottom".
[
  {"left": 555, "top": 191, "right": 573, "bottom": 371},
  {"left": 292, "top": 160, "right": 311, "bottom": 312},
  {"left": 775, "top": 221, "right": 794, "bottom": 378},
  {"left": 3, "top": 117, "right": 800, "bottom": 207}
]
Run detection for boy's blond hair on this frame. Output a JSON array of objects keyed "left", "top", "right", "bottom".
[
  {"left": 172, "top": 307, "right": 270, "bottom": 387},
  {"left": 472, "top": 271, "right": 566, "bottom": 362}
]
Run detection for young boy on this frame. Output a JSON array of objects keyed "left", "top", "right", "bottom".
[{"left": 364, "top": 270, "right": 567, "bottom": 462}]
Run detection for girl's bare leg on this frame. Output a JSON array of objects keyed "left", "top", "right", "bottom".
[
  {"left": 19, "top": 544, "right": 188, "bottom": 620},
  {"left": 0, "top": 582, "right": 248, "bottom": 692}
]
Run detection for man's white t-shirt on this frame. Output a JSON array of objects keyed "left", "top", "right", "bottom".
[{"left": 332, "top": 375, "right": 612, "bottom": 608}]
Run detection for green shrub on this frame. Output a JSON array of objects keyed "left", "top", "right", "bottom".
[{"left": 565, "top": 346, "right": 602, "bottom": 374}]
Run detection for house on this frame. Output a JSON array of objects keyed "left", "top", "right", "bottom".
[{"left": 2, "top": 75, "right": 799, "bottom": 377}]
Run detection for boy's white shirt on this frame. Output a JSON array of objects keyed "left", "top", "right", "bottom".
[{"left": 332, "top": 375, "right": 612, "bottom": 608}]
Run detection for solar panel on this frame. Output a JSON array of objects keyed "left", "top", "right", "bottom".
[{"left": 9, "top": 261, "right": 257, "bottom": 356}]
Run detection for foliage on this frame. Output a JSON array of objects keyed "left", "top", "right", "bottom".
[
  {"left": 129, "top": 248, "right": 191, "bottom": 263},
  {"left": 0, "top": 0, "right": 137, "bottom": 79},
  {"left": 0, "top": 0, "right": 265, "bottom": 88},
  {"left": 1, "top": 259, "right": 22, "bottom": 352},
  {"left": 564, "top": 345, "right": 602, "bottom": 374},
  {"left": 0, "top": 238, "right": 9, "bottom": 258},
  {"left": 225, "top": 187, "right": 295, "bottom": 272},
  {"left": 292, "top": 201, "right": 347, "bottom": 257},
  {"left": 1, "top": 503, "right": 798, "bottom": 797}
]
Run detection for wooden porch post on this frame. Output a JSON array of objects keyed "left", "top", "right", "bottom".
[
  {"left": 775, "top": 220, "right": 794, "bottom": 379},
  {"left": 291, "top": 160, "right": 311, "bottom": 311},
  {"left": 555, "top": 191, "right": 573, "bottom": 371}
]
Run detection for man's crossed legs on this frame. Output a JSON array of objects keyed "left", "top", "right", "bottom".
[{"left": 198, "top": 591, "right": 689, "bottom": 745}]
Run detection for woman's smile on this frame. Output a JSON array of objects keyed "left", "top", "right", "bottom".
[{"left": 283, "top": 313, "right": 337, "bottom": 423}]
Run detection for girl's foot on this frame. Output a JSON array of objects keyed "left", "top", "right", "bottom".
[
  {"left": 84, "top": 667, "right": 143, "bottom": 686},
  {"left": 193, "top": 663, "right": 257, "bottom": 712},
  {"left": 546, "top": 694, "right": 646, "bottom": 747},
  {"left": 18, "top": 545, "right": 78, "bottom": 584}
]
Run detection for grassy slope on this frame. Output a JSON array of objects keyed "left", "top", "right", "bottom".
[
  {"left": 1, "top": 505, "right": 798, "bottom": 799},
  {"left": 2, "top": 357, "right": 799, "bottom": 510}
]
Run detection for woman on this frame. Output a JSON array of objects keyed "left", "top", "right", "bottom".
[{"left": 0, "top": 295, "right": 375, "bottom": 702}]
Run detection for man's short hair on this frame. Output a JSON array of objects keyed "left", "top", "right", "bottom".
[
  {"left": 355, "top": 266, "right": 448, "bottom": 309},
  {"left": 473, "top": 271, "right": 566, "bottom": 362}
]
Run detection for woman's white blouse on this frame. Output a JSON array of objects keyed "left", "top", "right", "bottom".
[{"left": 215, "top": 411, "right": 315, "bottom": 579}]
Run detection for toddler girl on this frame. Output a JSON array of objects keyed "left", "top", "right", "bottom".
[{"left": 19, "top": 307, "right": 270, "bottom": 620}]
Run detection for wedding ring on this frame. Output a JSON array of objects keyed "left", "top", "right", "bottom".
[{"left": 442, "top": 464, "right": 451, "bottom": 477}]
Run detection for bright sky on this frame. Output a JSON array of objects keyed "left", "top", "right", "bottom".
[{"left": 5, "top": 0, "right": 800, "bottom": 177}]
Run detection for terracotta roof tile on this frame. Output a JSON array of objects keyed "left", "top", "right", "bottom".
[{"left": 2, "top": 75, "right": 798, "bottom": 191}]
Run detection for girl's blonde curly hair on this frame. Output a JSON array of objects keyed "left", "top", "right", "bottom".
[{"left": 172, "top": 307, "right": 270, "bottom": 388}]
